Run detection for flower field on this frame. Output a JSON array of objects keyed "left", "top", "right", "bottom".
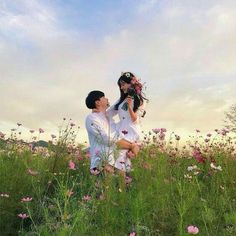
[{"left": 0, "top": 123, "right": 236, "bottom": 236}]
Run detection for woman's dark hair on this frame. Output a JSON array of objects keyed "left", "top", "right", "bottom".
[
  {"left": 115, "top": 72, "right": 148, "bottom": 112},
  {"left": 85, "top": 90, "right": 105, "bottom": 109}
]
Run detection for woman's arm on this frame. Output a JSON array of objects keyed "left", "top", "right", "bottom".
[
  {"left": 127, "top": 96, "right": 138, "bottom": 122},
  {"left": 116, "top": 139, "right": 139, "bottom": 155}
]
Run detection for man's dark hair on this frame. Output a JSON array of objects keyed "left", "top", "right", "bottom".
[{"left": 85, "top": 90, "right": 105, "bottom": 109}]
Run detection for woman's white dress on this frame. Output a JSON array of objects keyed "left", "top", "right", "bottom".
[
  {"left": 107, "top": 99, "right": 145, "bottom": 172},
  {"left": 115, "top": 100, "right": 141, "bottom": 143}
]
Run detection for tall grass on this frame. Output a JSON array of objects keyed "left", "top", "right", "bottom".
[{"left": 0, "top": 127, "right": 236, "bottom": 235}]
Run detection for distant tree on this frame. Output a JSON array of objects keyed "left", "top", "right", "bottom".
[{"left": 224, "top": 104, "right": 236, "bottom": 133}]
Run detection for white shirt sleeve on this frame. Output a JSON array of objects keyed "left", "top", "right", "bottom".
[{"left": 106, "top": 100, "right": 119, "bottom": 118}]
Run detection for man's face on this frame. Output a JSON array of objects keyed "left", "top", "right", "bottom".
[{"left": 96, "top": 96, "right": 109, "bottom": 109}]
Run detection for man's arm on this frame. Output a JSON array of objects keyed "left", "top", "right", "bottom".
[
  {"left": 86, "top": 115, "right": 139, "bottom": 154},
  {"left": 86, "top": 116, "right": 113, "bottom": 145},
  {"left": 106, "top": 100, "right": 119, "bottom": 118}
]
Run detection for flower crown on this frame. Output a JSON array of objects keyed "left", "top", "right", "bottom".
[{"left": 122, "top": 72, "right": 143, "bottom": 95}]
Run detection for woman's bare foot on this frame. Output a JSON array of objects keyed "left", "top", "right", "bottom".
[{"left": 104, "top": 164, "right": 115, "bottom": 174}]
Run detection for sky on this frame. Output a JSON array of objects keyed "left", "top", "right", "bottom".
[{"left": 0, "top": 0, "right": 236, "bottom": 143}]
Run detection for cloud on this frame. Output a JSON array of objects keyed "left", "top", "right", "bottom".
[
  {"left": 0, "top": 0, "right": 235, "bottom": 142},
  {"left": 137, "top": 0, "right": 159, "bottom": 13}
]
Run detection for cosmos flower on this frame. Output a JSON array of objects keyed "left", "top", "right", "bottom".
[
  {"left": 17, "top": 213, "right": 29, "bottom": 219},
  {"left": 21, "top": 197, "right": 33, "bottom": 202},
  {"left": 187, "top": 225, "right": 199, "bottom": 234},
  {"left": 129, "top": 232, "right": 136, "bottom": 236},
  {"left": 152, "top": 128, "right": 160, "bottom": 134},
  {"left": 82, "top": 195, "right": 91, "bottom": 201},
  {"left": 69, "top": 160, "right": 76, "bottom": 170},
  {"left": 39, "top": 128, "right": 44, "bottom": 133}
]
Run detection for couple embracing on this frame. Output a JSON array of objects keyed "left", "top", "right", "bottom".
[{"left": 85, "top": 72, "right": 148, "bottom": 179}]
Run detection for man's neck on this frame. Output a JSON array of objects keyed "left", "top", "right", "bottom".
[{"left": 92, "top": 108, "right": 106, "bottom": 114}]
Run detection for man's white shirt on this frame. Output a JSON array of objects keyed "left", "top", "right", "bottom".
[{"left": 85, "top": 112, "right": 118, "bottom": 169}]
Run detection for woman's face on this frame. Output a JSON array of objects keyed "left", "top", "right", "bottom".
[{"left": 119, "top": 80, "right": 130, "bottom": 93}]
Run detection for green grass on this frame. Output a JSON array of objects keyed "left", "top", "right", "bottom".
[{"left": 0, "top": 134, "right": 236, "bottom": 236}]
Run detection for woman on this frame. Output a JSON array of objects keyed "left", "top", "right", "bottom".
[{"left": 108, "top": 72, "right": 148, "bottom": 172}]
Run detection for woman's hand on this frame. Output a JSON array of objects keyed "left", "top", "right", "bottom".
[{"left": 126, "top": 96, "right": 133, "bottom": 108}]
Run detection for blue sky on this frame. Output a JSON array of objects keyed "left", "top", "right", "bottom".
[{"left": 0, "top": 0, "right": 235, "bottom": 142}]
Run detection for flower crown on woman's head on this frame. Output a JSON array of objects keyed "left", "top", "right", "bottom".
[
  {"left": 121, "top": 72, "right": 143, "bottom": 95},
  {"left": 121, "top": 72, "right": 131, "bottom": 78}
]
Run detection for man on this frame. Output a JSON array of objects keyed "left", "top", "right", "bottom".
[{"left": 85, "top": 90, "right": 139, "bottom": 175}]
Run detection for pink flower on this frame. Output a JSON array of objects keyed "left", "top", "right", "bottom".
[
  {"left": 125, "top": 176, "right": 133, "bottom": 184},
  {"left": 221, "top": 128, "right": 229, "bottom": 136},
  {"left": 90, "top": 168, "right": 100, "bottom": 175},
  {"left": 0, "top": 132, "right": 5, "bottom": 139},
  {"left": 69, "top": 160, "right": 76, "bottom": 170},
  {"left": 160, "top": 128, "right": 167, "bottom": 132},
  {"left": 187, "top": 225, "right": 199, "bottom": 234},
  {"left": 82, "top": 195, "right": 91, "bottom": 201},
  {"left": 129, "top": 232, "right": 136, "bottom": 236},
  {"left": 192, "top": 149, "right": 205, "bottom": 163},
  {"left": 39, "top": 128, "right": 44, "bottom": 133},
  {"left": 152, "top": 128, "right": 160, "bottom": 134},
  {"left": 136, "top": 88, "right": 141, "bottom": 94},
  {"left": 131, "top": 78, "right": 137, "bottom": 84},
  {"left": 17, "top": 213, "right": 29, "bottom": 219},
  {"left": 159, "top": 132, "right": 165, "bottom": 140},
  {"left": 21, "top": 197, "right": 33, "bottom": 202},
  {"left": 86, "top": 152, "right": 90, "bottom": 158},
  {"left": 66, "top": 190, "right": 74, "bottom": 197},
  {"left": 126, "top": 150, "right": 135, "bottom": 159},
  {"left": 142, "top": 162, "right": 152, "bottom": 170}
]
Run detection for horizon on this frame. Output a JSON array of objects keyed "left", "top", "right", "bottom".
[{"left": 0, "top": 0, "right": 236, "bottom": 144}]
